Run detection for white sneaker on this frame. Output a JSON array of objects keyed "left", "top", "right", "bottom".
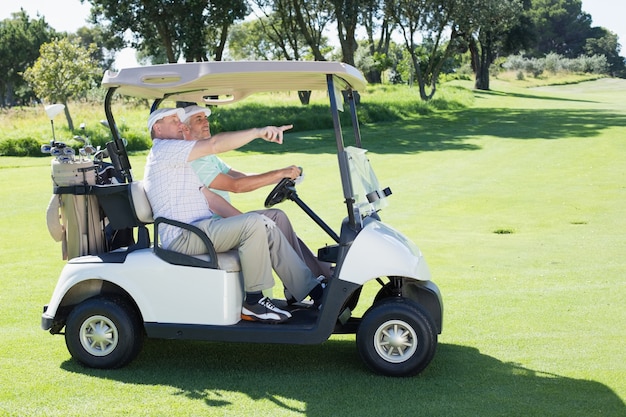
[{"left": 241, "top": 296, "right": 292, "bottom": 323}]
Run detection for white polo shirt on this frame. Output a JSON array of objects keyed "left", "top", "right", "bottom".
[{"left": 143, "top": 139, "right": 214, "bottom": 248}]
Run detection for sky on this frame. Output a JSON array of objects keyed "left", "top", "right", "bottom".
[{"left": 2, "top": 0, "right": 626, "bottom": 68}]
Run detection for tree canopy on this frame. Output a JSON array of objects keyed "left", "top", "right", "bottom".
[
  {"left": 23, "top": 38, "right": 101, "bottom": 130},
  {"left": 85, "top": 0, "right": 248, "bottom": 63},
  {"left": 0, "top": 0, "right": 623, "bottom": 108},
  {"left": 0, "top": 9, "right": 55, "bottom": 106}
]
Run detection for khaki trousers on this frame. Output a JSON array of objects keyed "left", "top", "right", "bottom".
[
  {"left": 169, "top": 212, "right": 319, "bottom": 301},
  {"left": 254, "top": 208, "right": 333, "bottom": 279}
]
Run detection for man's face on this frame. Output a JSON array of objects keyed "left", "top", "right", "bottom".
[
  {"left": 186, "top": 112, "right": 211, "bottom": 140},
  {"left": 153, "top": 115, "right": 183, "bottom": 139}
]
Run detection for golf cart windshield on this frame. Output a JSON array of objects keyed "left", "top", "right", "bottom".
[
  {"left": 345, "top": 146, "right": 389, "bottom": 217},
  {"left": 101, "top": 61, "right": 390, "bottom": 229}
]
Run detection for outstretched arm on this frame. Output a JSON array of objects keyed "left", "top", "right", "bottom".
[{"left": 188, "top": 125, "right": 293, "bottom": 161}]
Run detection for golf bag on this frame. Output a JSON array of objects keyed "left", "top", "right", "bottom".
[{"left": 46, "top": 160, "right": 104, "bottom": 260}]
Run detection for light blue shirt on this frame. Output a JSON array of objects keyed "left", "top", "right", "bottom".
[{"left": 190, "top": 154, "right": 232, "bottom": 202}]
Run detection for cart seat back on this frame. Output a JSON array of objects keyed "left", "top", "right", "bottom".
[{"left": 129, "top": 181, "right": 154, "bottom": 224}]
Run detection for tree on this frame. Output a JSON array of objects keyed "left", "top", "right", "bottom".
[
  {"left": 228, "top": 19, "right": 277, "bottom": 60},
  {"left": 528, "top": 0, "right": 592, "bottom": 58},
  {"left": 206, "top": 0, "right": 248, "bottom": 61},
  {"left": 86, "top": 0, "right": 247, "bottom": 63},
  {"left": 228, "top": 14, "right": 313, "bottom": 61},
  {"left": 391, "top": 0, "right": 463, "bottom": 100},
  {"left": 500, "top": 0, "right": 536, "bottom": 55},
  {"left": 23, "top": 38, "right": 100, "bottom": 130},
  {"left": 361, "top": 0, "right": 395, "bottom": 83},
  {"left": 249, "top": 0, "right": 332, "bottom": 62},
  {"left": 584, "top": 27, "right": 625, "bottom": 77},
  {"left": 87, "top": 0, "right": 182, "bottom": 63},
  {"left": 329, "top": 0, "right": 360, "bottom": 65},
  {"left": 0, "top": 9, "right": 55, "bottom": 106},
  {"left": 453, "top": 0, "right": 524, "bottom": 90},
  {"left": 290, "top": 0, "right": 333, "bottom": 61},
  {"left": 71, "top": 25, "right": 124, "bottom": 70},
  {"left": 247, "top": 0, "right": 310, "bottom": 60}
]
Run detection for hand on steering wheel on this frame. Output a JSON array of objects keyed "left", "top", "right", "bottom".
[
  {"left": 264, "top": 167, "right": 303, "bottom": 208},
  {"left": 265, "top": 177, "right": 296, "bottom": 208}
]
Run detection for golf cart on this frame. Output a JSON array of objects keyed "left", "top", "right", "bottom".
[{"left": 41, "top": 61, "right": 443, "bottom": 377}]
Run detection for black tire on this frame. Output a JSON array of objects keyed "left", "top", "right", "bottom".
[
  {"left": 356, "top": 298, "right": 437, "bottom": 377},
  {"left": 65, "top": 297, "right": 143, "bottom": 369}
]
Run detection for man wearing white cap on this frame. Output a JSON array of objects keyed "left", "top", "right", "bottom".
[
  {"left": 143, "top": 108, "right": 325, "bottom": 323},
  {"left": 180, "top": 105, "right": 332, "bottom": 301}
]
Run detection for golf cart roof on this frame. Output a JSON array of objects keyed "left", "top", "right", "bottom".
[{"left": 101, "top": 61, "right": 367, "bottom": 105}]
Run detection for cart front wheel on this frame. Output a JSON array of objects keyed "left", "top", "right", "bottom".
[{"left": 357, "top": 298, "right": 437, "bottom": 377}]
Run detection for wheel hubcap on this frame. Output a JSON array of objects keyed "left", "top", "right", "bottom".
[
  {"left": 79, "top": 315, "right": 118, "bottom": 357},
  {"left": 373, "top": 319, "right": 418, "bottom": 363}
]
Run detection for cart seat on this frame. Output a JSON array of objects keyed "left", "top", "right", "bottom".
[{"left": 129, "top": 181, "right": 240, "bottom": 271}]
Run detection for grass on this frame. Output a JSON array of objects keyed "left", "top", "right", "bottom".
[{"left": 1, "top": 77, "right": 625, "bottom": 416}]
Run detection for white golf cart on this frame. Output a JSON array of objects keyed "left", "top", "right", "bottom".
[{"left": 41, "top": 61, "right": 443, "bottom": 377}]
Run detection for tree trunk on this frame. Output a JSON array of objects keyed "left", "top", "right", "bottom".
[
  {"left": 333, "top": 0, "right": 358, "bottom": 66},
  {"left": 475, "top": 64, "right": 490, "bottom": 90},
  {"left": 469, "top": 33, "right": 492, "bottom": 91},
  {"left": 214, "top": 22, "right": 229, "bottom": 61},
  {"left": 338, "top": 34, "right": 357, "bottom": 66},
  {"left": 298, "top": 91, "right": 311, "bottom": 105},
  {"left": 291, "top": 0, "right": 326, "bottom": 61},
  {"left": 63, "top": 101, "right": 74, "bottom": 131},
  {"left": 409, "top": 53, "right": 430, "bottom": 101}
]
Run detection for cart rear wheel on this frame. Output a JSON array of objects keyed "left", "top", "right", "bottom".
[
  {"left": 357, "top": 298, "right": 437, "bottom": 377},
  {"left": 65, "top": 297, "right": 143, "bottom": 369}
]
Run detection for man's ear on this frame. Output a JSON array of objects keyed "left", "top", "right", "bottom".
[{"left": 181, "top": 124, "right": 191, "bottom": 138}]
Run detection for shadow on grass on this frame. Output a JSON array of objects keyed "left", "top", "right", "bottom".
[
  {"left": 61, "top": 341, "right": 624, "bottom": 417},
  {"left": 238, "top": 108, "right": 626, "bottom": 156},
  {"left": 473, "top": 88, "right": 599, "bottom": 103}
]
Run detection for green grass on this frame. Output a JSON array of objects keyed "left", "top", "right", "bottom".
[{"left": 1, "top": 78, "right": 625, "bottom": 416}]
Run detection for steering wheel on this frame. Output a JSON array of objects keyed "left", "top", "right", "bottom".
[{"left": 265, "top": 177, "right": 297, "bottom": 208}]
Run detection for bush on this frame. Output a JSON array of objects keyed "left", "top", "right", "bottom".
[
  {"left": 0, "top": 138, "right": 45, "bottom": 157},
  {"left": 503, "top": 53, "right": 609, "bottom": 77},
  {"left": 544, "top": 52, "right": 562, "bottom": 74},
  {"left": 572, "top": 55, "right": 608, "bottom": 74},
  {"left": 122, "top": 132, "right": 152, "bottom": 152}
]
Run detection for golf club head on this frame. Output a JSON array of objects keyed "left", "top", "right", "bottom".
[
  {"left": 94, "top": 149, "right": 109, "bottom": 161},
  {"left": 44, "top": 104, "right": 65, "bottom": 120},
  {"left": 56, "top": 155, "right": 73, "bottom": 163}
]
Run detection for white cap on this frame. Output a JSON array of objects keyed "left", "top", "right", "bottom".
[
  {"left": 147, "top": 108, "right": 185, "bottom": 132},
  {"left": 181, "top": 105, "right": 211, "bottom": 123}
]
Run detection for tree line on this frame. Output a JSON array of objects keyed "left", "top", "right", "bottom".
[{"left": 1, "top": 0, "right": 624, "bottom": 113}]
